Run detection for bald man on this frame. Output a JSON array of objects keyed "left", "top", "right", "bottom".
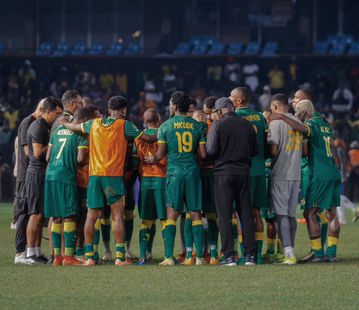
[{"left": 14, "top": 99, "right": 44, "bottom": 264}]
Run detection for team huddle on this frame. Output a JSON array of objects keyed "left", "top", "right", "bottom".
[{"left": 13, "top": 86, "right": 341, "bottom": 267}]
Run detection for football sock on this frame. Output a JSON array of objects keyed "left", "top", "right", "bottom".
[
  {"left": 100, "top": 218, "right": 111, "bottom": 250},
  {"left": 239, "top": 235, "right": 245, "bottom": 257},
  {"left": 327, "top": 236, "right": 338, "bottom": 258},
  {"left": 255, "top": 232, "right": 264, "bottom": 263},
  {"left": 148, "top": 223, "right": 156, "bottom": 253},
  {"left": 277, "top": 239, "right": 284, "bottom": 254},
  {"left": 35, "top": 247, "right": 41, "bottom": 257},
  {"left": 115, "top": 243, "right": 126, "bottom": 262},
  {"left": 288, "top": 216, "right": 297, "bottom": 247},
  {"left": 192, "top": 220, "right": 204, "bottom": 258},
  {"left": 207, "top": 214, "right": 218, "bottom": 258},
  {"left": 266, "top": 238, "right": 276, "bottom": 254},
  {"left": 93, "top": 219, "right": 101, "bottom": 254},
  {"left": 26, "top": 247, "right": 36, "bottom": 257},
  {"left": 310, "top": 238, "right": 324, "bottom": 257},
  {"left": 284, "top": 246, "right": 294, "bottom": 258},
  {"left": 84, "top": 244, "right": 94, "bottom": 260},
  {"left": 164, "top": 220, "right": 176, "bottom": 259},
  {"left": 51, "top": 223, "right": 62, "bottom": 257},
  {"left": 139, "top": 220, "right": 154, "bottom": 259},
  {"left": 277, "top": 215, "right": 291, "bottom": 248},
  {"left": 184, "top": 214, "right": 193, "bottom": 259},
  {"left": 75, "top": 246, "right": 84, "bottom": 256},
  {"left": 232, "top": 218, "right": 239, "bottom": 256},
  {"left": 319, "top": 212, "right": 328, "bottom": 249},
  {"left": 161, "top": 220, "right": 166, "bottom": 243},
  {"left": 64, "top": 222, "right": 76, "bottom": 256}
]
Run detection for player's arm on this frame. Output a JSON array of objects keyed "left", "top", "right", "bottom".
[
  {"left": 267, "top": 121, "right": 279, "bottom": 158},
  {"left": 46, "top": 144, "right": 52, "bottom": 162},
  {"left": 33, "top": 143, "right": 48, "bottom": 160},
  {"left": 144, "top": 125, "right": 167, "bottom": 163},
  {"left": 206, "top": 121, "right": 219, "bottom": 159},
  {"left": 249, "top": 124, "right": 259, "bottom": 157},
  {"left": 198, "top": 143, "right": 206, "bottom": 160},
  {"left": 270, "top": 112, "right": 309, "bottom": 136},
  {"left": 77, "top": 148, "right": 89, "bottom": 166},
  {"left": 302, "top": 141, "right": 309, "bottom": 157},
  {"left": 62, "top": 122, "right": 84, "bottom": 133}
]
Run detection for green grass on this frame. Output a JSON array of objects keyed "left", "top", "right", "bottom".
[{"left": 1, "top": 203, "right": 359, "bottom": 309}]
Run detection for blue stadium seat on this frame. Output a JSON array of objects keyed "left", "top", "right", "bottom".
[
  {"left": 191, "top": 42, "right": 208, "bottom": 55},
  {"left": 0, "top": 42, "right": 6, "bottom": 55},
  {"left": 88, "top": 43, "right": 105, "bottom": 56},
  {"left": 330, "top": 42, "right": 346, "bottom": 55},
  {"left": 124, "top": 42, "right": 141, "bottom": 55},
  {"left": 208, "top": 42, "right": 225, "bottom": 55},
  {"left": 244, "top": 42, "right": 260, "bottom": 55},
  {"left": 262, "top": 41, "right": 278, "bottom": 56},
  {"left": 348, "top": 41, "right": 359, "bottom": 55},
  {"left": 36, "top": 42, "right": 55, "bottom": 56},
  {"left": 227, "top": 42, "right": 243, "bottom": 55},
  {"left": 53, "top": 42, "right": 71, "bottom": 57},
  {"left": 174, "top": 42, "right": 191, "bottom": 55},
  {"left": 106, "top": 42, "right": 124, "bottom": 56},
  {"left": 71, "top": 42, "right": 87, "bottom": 56},
  {"left": 313, "top": 41, "right": 329, "bottom": 55}
]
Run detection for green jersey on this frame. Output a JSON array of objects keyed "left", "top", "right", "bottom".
[
  {"left": 46, "top": 126, "right": 88, "bottom": 185},
  {"left": 304, "top": 112, "right": 341, "bottom": 181},
  {"left": 158, "top": 115, "right": 206, "bottom": 175},
  {"left": 235, "top": 107, "right": 267, "bottom": 175}
]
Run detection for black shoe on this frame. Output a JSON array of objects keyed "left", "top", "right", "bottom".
[
  {"left": 47, "top": 255, "right": 54, "bottom": 265},
  {"left": 219, "top": 256, "right": 236, "bottom": 267},
  {"left": 36, "top": 254, "right": 49, "bottom": 264},
  {"left": 244, "top": 255, "right": 256, "bottom": 266},
  {"left": 298, "top": 253, "right": 323, "bottom": 264},
  {"left": 298, "top": 252, "right": 314, "bottom": 264},
  {"left": 24, "top": 255, "right": 38, "bottom": 265},
  {"left": 327, "top": 256, "right": 337, "bottom": 263}
]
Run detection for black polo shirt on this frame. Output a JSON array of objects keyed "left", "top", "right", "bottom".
[
  {"left": 27, "top": 118, "right": 51, "bottom": 172},
  {"left": 17, "top": 114, "right": 36, "bottom": 182},
  {"left": 206, "top": 112, "right": 258, "bottom": 175}
]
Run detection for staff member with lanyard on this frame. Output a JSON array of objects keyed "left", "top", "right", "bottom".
[{"left": 206, "top": 97, "right": 258, "bottom": 266}]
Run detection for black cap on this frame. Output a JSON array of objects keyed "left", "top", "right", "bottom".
[{"left": 213, "top": 97, "right": 234, "bottom": 112}]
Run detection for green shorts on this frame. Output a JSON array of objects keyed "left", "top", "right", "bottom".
[
  {"left": 306, "top": 179, "right": 341, "bottom": 211},
  {"left": 201, "top": 172, "right": 216, "bottom": 214},
  {"left": 44, "top": 181, "right": 78, "bottom": 218},
  {"left": 87, "top": 176, "right": 126, "bottom": 209},
  {"left": 250, "top": 175, "right": 267, "bottom": 210},
  {"left": 300, "top": 169, "right": 310, "bottom": 208},
  {"left": 139, "top": 188, "right": 166, "bottom": 220},
  {"left": 166, "top": 174, "right": 202, "bottom": 213}
]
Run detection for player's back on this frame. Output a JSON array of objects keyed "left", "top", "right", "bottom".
[
  {"left": 305, "top": 113, "right": 341, "bottom": 181},
  {"left": 235, "top": 107, "right": 266, "bottom": 175},
  {"left": 158, "top": 115, "right": 205, "bottom": 175},
  {"left": 136, "top": 128, "right": 166, "bottom": 178},
  {"left": 88, "top": 117, "right": 127, "bottom": 177},
  {"left": 46, "top": 126, "right": 86, "bottom": 184}
]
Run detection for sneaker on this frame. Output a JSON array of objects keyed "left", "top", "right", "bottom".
[
  {"left": 146, "top": 251, "right": 153, "bottom": 262},
  {"left": 115, "top": 259, "right": 132, "bottom": 266},
  {"left": 273, "top": 252, "right": 285, "bottom": 263},
  {"left": 209, "top": 257, "right": 219, "bottom": 266},
  {"left": 75, "top": 255, "right": 85, "bottom": 263},
  {"left": 14, "top": 252, "right": 27, "bottom": 265},
  {"left": 159, "top": 258, "right": 176, "bottom": 266},
  {"left": 219, "top": 256, "right": 237, "bottom": 267},
  {"left": 136, "top": 258, "right": 146, "bottom": 266},
  {"left": 52, "top": 256, "right": 64, "bottom": 266},
  {"left": 196, "top": 257, "right": 205, "bottom": 266},
  {"left": 101, "top": 249, "right": 113, "bottom": 261},
  {"left": 63, "top": 256, "right": 83, "bottom": 266},
  {"left": 24, "top": 255, "right": 38, "bottom": 265},
  {"left": 327, "top": 256, "right": 338, "bottom": 263},
  {"left": 244, "top": 255, "right": 256, "bottom": 266},
  {"left": 36, "top": 255, "right": 49, "bottom": 264},
  {"left": 47, "top": 255, "right": 54, "bottom": 265},
  {"left": 263, "top": 252, "right": 275, "bottom": 261},
  {"left": 84, "top": 258, "right": 96, "bottom": 266},
  {"left": 298, "top": 253, "right": 324, "bottom": 264},
  {"left": 281, "top": 256, "right": 297, "bottom": 265},
  {"left": 181, "top": 258, "right": 194, "bottom": 266},
  {"left": 176, "top": 251, "right": 186, "bottom": 264}
]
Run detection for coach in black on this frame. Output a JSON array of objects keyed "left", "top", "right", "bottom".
[
  {"left": 206, "top": 97, "right": 257, "bottom": 266},
  {"left": 14, "top": 100, "right": 44, "bottom": 264},
  {"left": 25, "top": 97, "right": 63, "bottom": 264}
]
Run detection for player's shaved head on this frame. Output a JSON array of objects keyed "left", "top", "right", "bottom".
[
  {"left": 271, "top": 93, "right": 289, "bottom": 113},
  {"left": 296, "top": 99, "right": 315, "bottom": 116},
  {"left": 229, "top": 87, "right": 250, "bottom": 108},
  {"left": 144, "top": 108, "right": 160, "bottom": 125}
]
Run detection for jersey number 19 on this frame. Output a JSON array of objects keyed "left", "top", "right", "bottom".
[{"left": 175, "top": 131, "right": 193, "bottom": 153}]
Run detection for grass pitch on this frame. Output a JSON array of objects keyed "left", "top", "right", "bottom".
[{"left": 1, "top": 203, "right": 359, "bottom": 309}]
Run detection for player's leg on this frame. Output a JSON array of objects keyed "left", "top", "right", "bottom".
[
  {"left": 124, "top": 190, "right": 135, "bottom": 259},
  {"left": 232, "top": 214, "right": 239, "bottom": 259},
  {"left": 147, "top": 223, "right": 156, "bottom": 260},
  {"left": 206, "top": 213, "right": 219, "bottom": 265},
  {"left": 177, "top": 213, "right": 187, "bottom": 263},
  {"left": 75, "top": 187, "right": 87, "bottom": 260},
  {"left": 183, "top": 213, "right": 194, "bottom": 265},
  {"left": 263, "top": 217, "right": 277, "bottom": 260},
  {"left": 101, "top": 206, "right": 112, "bottom": 261}
]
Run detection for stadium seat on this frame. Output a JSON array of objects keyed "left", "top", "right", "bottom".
[
  {"left": 244, "top": 42, "right": 260, "bottom": 55},
  {"left": 208, "top": 41, "right": 225, "bottom": 55},
  {"left": 36, "top": 42, "right": 55, "bottom": 56},
  {"left": 227, "top": 42, "right": 243, "bottom": 56},
  {"left": 313, "top": 41, "right": 329, "bottom": 55},
  {"left": 174, "top": 42, "right": 191, "bottom": 55},
  {"left": 88, "top": 43, "right": 105, "bottom": 56},
  {"left": 330, "top": 42, "right": 346, "bottom": 55},
  {"left": 53, "top": 42, "right": 71, "bottom": 57},
  {"left": 191, "top": 42, "right": 208, "bottom": 55},
  {"left": 348, "top": 41, "right": 359, "bottom": 55},
  {"left": 124, "top": 42, "right": 141, "bottom": 55},
  {"left": 0, "top": 42, "right": 6, "bottom": 55},
  {"left": 106, "top": 42, "right": 124, "bottom": 56},
  {"left": 262, "top": 41, "right": 278, "bottom": 56},
  {"left": 71, "top": 42, "right": 87, "bottom": 56}
]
